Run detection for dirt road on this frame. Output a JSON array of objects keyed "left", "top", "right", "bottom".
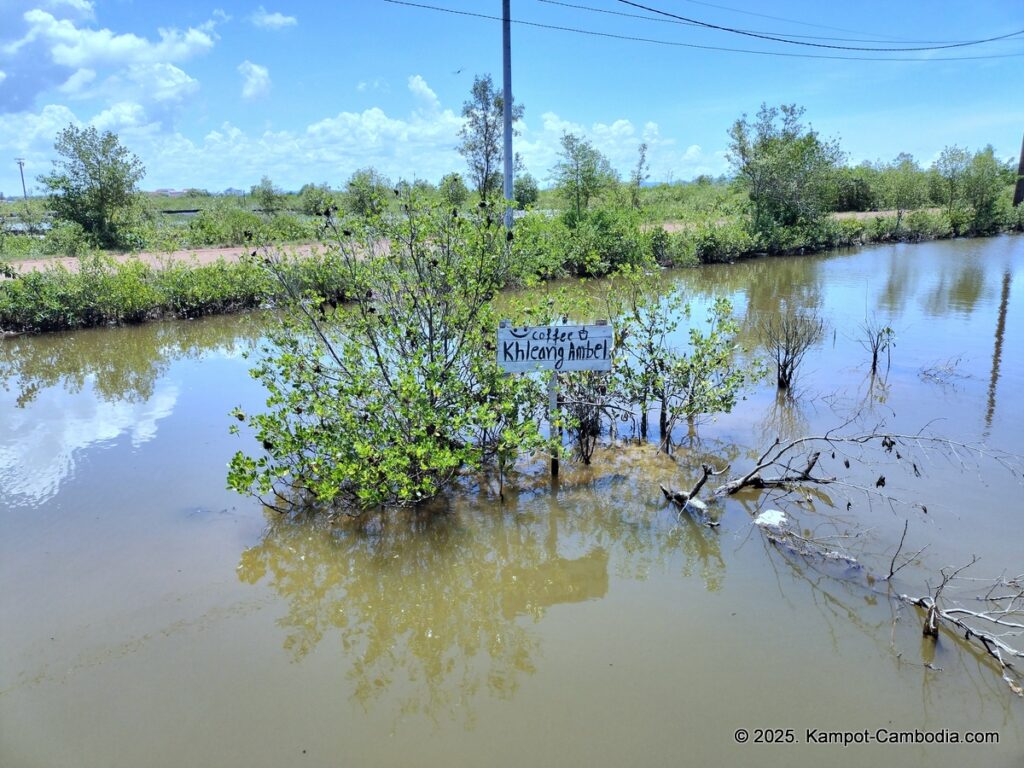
[{"left": 10, "top": 242, "right": 325, "bottom": 273}]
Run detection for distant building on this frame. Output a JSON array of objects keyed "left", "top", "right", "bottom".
[{"left": 223, "top": 187, "right": 246, "bottom": 196}]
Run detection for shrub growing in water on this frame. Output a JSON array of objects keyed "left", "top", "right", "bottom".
[
  {"left": 227, "top": 195, "right": 545, "bottom": 512},
  {"left": 759, "top": 305, "right": 826, "bottom": 391}
]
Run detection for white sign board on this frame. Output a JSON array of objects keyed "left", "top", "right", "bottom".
[{"left": 497, "top": 323, "right": 613, "bottom": 372}]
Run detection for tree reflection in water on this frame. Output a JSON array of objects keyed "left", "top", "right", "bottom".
[
  {"left": 0, "top": 312, "right": 265, "bottom": 406},
  {"left": 236, "top": 447, "right": 725, "bottom": 720}
]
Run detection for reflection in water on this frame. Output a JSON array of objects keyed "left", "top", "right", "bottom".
[
  {"left": 0, "top": 314, "right": 265, "bottom": 505},
  {"left": 758, "top": 391, "right": 812, "bottom": 446},
  {"left": 985, "top": 270, "right": 1011, "bottom": 431},
  {"left": 238, "top": 511, "right": 545, "bottom": 718},
  {"left": 681, "top": 255, "right": 825, "bottom": 319},
  {"left": 0, "top": 313, "right": 268, "bottom": 505},
  {"left": 0, "top": 383, "right": 178, "bottom": 504},
  {"left": 1, "top": 239, "right": 1022, "bottom": 765},
  {"left": 879, "top": 251, "right": 915, "bottom": 314},
  {"left": 924, "top": 262, "right": 987, "bottom": 317},
  {"left": 0, "top": 312, "right": 265, "bottom": 406},
  {"left": 237, "top": 454, "right": 724, "bottom": 721},
  {"left": 763, "top": 535, "right": 1018, "bottom": 722}
]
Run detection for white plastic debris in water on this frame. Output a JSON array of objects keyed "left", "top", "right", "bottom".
[
  {"left": 754, "top": 509, "right": 787, "bottom": 529},
  {"left": 684, "top": 498, "right": 708, "bottom": 514}
]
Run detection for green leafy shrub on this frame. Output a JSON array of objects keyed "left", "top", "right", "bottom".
[
  {"left": 834, "top": 218, "right": 867, "bottom": 246},
  {"left": 439, "top": 173, "right": 470, "bottom": 208},
  {"left": 265, "top": 213, "right": 316, "bottom": 242},
  {"left": 298, "top": 183, "right": 335, "bottom": 216},
  {"left": 904, "top": 210, "right": 952, "bottom": 240},
  {"left": 514, "top": 173, "right": 540, "bottom": 208},
  {"left": 228, "top": 196, "right": 545, "bottom": 512},
  {"left": 0, "top": 231, "right": 40, "bottom": 259},
  {"left": 866, "top": 215, "right": 900, "bottom": 242},
  {"left": 693, "top": 221, "right": 753, "bottom": 263},
  {"left": 562, "top": 205, "right": 649, "bottom": 277},
  {"left": 0, "top": 254, "right": 288, "bottom": 333},
  {"left": 649, "top": 227, "right": 671, "bottom": 265},
  {"left": 186, "top": 205, "right": 264, "bottom": 247},
  {"left": 344, "top": 168, "right": 391, "bottom": 219},
  {"left": 42, "top": 220, "right": 92, "bottom": 257},
  {"left": 154, "top": 258, "right": 270, "bottom": 318},
  {"left": 509, "top": 212, "right": 569, "bottom": 283},
  {"left": 39, "top": 124, "right": 146, "bottom": 249},
  {"left": 0, "top": 265, "right": 84, "bottom": 331},
  {"left": 1012, "top": 203, "right": 1024, "bottom": 232},
  {"left": 664, "top": 231, "right": 699, "bottom": 267}
]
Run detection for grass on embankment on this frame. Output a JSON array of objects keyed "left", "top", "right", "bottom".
[
  {"left": 3, "top": 204, "right": 1021, "bottom": 336},
  {"left": 0, "top": 250, "right": 350, "bottom": 334}
]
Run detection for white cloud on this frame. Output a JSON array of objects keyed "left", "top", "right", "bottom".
[
  {"left": 6, "top": 10, "right": 215, "bottom": 68},
  {"left": 199, "top": 8, "right": 232, "bottom": 32},
  {"left": 0, "top": 103, "right": 78, "bottom": 153},
  {"left": 0, "top": 382, "right": 177, "bottom": 506},
  {"left": 407, "top": 74, "right": 440, "bottom": 114},
  {"left": 250, "top": 6, "right": 297, "bottom": 29},
  {"left": 0, "top": 70, "right": 7, "bottom": 86},
  {"left": 238, "top": 60, "right": 270, "bottom": 99},
  {"left": 90, "top": 100, "right": 149, "bottom": 132},
  {"left": 356, "top": 77, "right": 388, "bottom": 93},
  {"left": 512, "top": 111, "right": 726, "bottom": 183},
  {"left": 46, "top": 0, "right": 94, "bottom": 19},
  {"left": 0, "top": 7, "right": 217, "bottom": 114},
  {"left": 57, "top": 66, "right": 95, "bottom": 94},
  {"left": 0, "top": 75, "right": 729, "bottom": 194},
  {"left": 122, "top": 62, "right": 198, "bottom": 103}
]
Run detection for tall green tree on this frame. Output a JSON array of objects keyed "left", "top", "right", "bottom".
[
  {"left": 931, "top": 145, "right": 970, "bottom": 218},
  {"left": 251, "top": 175, "right": 283, "bottom": 215},
  {"left": 457, "top": 74, "right": 524, "bottom": 203},
  {"left": 38, "top": 124, "right": 145, "bottom": 248},
  {"left": 513, "top": 172, "right": 539, "bottom": 208},
  {"left": 727, "top": 104, "right": 843, "bottom": 247},
  {"left": 834, "top": 163, "right": 880, "bottom": 212},
  {"left": 880, "top": 152, "right": 927, "bottom": 228},
  {"left": 439, "top": 172, "right": 469, "bottom": 208},
  {"left": 298, "top": 182, "right": 335, "bottom": 216},
  {"left": 553, "top": 132, "right": 616, "bottom": 222},
  {"left": 962, "top": 146, "right": 1006, "bottom": 235},
  {"left": 344, "top": 167, "right": 390, "bottom": 219},
  {"left": 629, "top": 142, "right": 649, "bottom": 211}
]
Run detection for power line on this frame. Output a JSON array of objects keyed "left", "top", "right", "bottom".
[
  {"left": 668, "top": 0, "right": 914, "bottom": 38},
  {"left": 381, "top": 0, "right": 1024, "bottom": 62},
  {"left": 537, "top": 0, "right": 985, "bottom": 45},
  {"left": 615, "top": 0, "right": 1024, "bottom": 52}
]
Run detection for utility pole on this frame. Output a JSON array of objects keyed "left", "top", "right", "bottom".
[
  {"left": 1013, "top": 132, "right": 1024, "bottom": 208},
  {"left": 15, "top": 158, "right": 27, "bottom": 200},
  {"left": 502, "top": 0, "right": 514, "bottom": 229}
]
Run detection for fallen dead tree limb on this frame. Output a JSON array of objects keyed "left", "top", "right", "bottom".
[
  {"left": 753, "top": 513, "right": 1024, "bottom": 697},
  {"left": 661, "top": 463, "right": 728, "bottom": 525},
  {"left": 751, "top": 508, "right": 861, "bottom": 570},
  {"left": 664, "top": 418, "right": 1024, "bottom": 695},
  {"left": 710, "top": 426, "right": 1020, "bottom": 499},
  {"left": 897, "top": 561, "right": 1024, "bottom": 696}
]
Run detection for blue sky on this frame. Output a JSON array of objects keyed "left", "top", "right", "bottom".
[{"left": 1, "top": 0, "right": 1022, "bottom": 195}]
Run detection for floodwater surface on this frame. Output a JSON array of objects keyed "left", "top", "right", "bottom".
[{"left": 1, "top": 236, "right": 1022, "bottom": 767}]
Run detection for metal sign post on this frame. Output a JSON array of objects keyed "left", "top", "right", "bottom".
[
  {"left": 548, "top": 370, "right": 560, "bottom": 477},
  {"left": 497, "top": 321, "right": 613, "bottom": 478}
]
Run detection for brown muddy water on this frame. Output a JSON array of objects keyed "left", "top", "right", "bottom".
[{"left": 1, "top": 236, "right": 1022, "bottom": 767}]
